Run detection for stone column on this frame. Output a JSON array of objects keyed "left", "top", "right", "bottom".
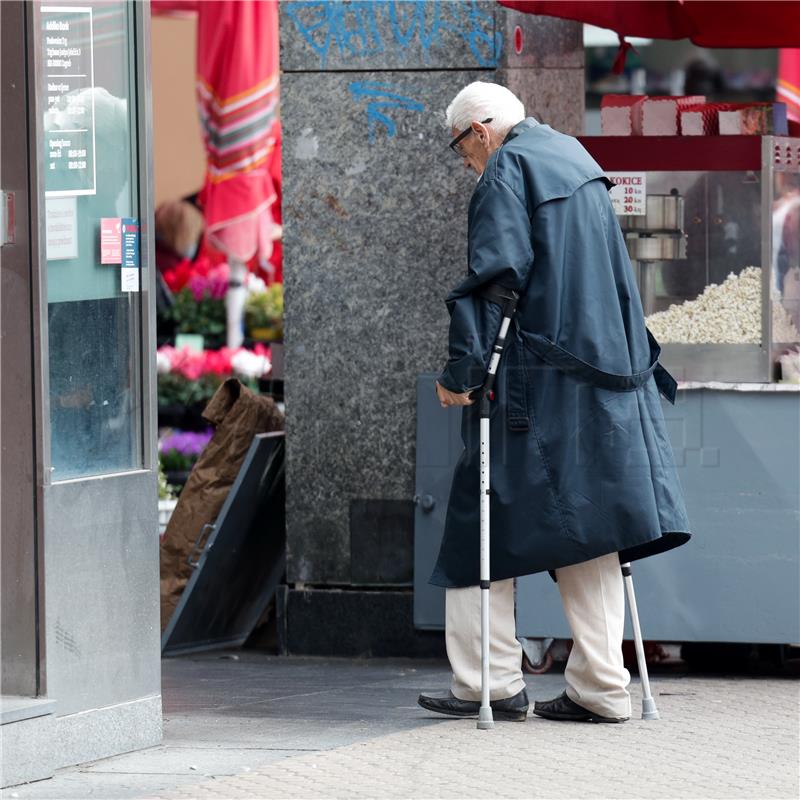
[{"left": 280, "top": 1, "right": 582, "bottom": 655}]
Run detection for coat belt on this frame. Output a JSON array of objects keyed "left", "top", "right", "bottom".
[{"left": 515, "top": 324, "right": 678, "bottom": 405}]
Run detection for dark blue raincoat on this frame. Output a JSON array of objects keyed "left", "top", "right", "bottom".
[{"left": 431, "top": 119, "right": 691, "bottom": 589}]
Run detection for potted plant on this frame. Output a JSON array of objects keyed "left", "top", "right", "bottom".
[
  {"left": 245, "top": 284, "right": 283, "bottom": 342},
  {"left": 164, "top": 266, "right": 229, "bottom": 350}
]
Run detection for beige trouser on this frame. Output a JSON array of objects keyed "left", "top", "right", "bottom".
[{"left": 446, "top": 551, "right": 632, "bottom": 718}]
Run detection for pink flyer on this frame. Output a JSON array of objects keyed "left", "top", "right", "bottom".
[{"left": 100, "top": 217, "right": 122, "bottom": 264}]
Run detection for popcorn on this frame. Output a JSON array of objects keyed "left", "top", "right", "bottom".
[{"left": 645, "top": 266, "right": 800, "bottom": 344}]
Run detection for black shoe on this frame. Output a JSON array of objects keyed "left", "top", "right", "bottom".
[
  {"left": 533, "top": 691, "right": 629, "bottom": 723},
  {"left": 417, "top": 688, "right": 529, "bottom": 721}
]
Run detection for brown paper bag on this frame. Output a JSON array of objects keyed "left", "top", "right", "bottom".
[{"left": 160, "top": 379, "right": 284, "bottom": 630}]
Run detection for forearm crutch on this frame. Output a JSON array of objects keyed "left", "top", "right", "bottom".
[
  {"left": 621, "top": 562, "right": 660, "bottom": 720},
  {"left": 475, "top": 285, "right": 520, "bottom": 731}
]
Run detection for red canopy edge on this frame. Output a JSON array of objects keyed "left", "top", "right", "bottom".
[
  {"left": 579, "top": 136, "right": 762, "bottom": 172},
  {"left": 150, "top": 0, "right": 199, "bottom": 16},
  {"left": 498, "top": 1, "right": 800, "bottom": 48}
]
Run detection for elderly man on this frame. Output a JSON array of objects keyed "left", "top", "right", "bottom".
[{"left": 418, "top": 82, "right": 691, "bottom": 723}]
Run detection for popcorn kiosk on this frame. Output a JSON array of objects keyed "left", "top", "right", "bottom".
[
  {"left": 511, "top": 127, "right": 800, "bottom": 658},
  {"left": 579, "top": 135, "right": 800, "bottom": 383},
  {"left": 414, "top": 116, "right": 800, "bottom": 658}
]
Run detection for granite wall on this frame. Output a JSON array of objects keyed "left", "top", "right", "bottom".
[{"left": 281, "top": 1, "right": 584, "bottom": 595}]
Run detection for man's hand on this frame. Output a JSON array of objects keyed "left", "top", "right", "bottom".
[{"left": 435, "top": 381, "right": 475, "bottom": 408}]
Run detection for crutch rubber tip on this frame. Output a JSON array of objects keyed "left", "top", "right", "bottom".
[
  {"left": 641, "top": 696, "right": 660, "bottom": 721},
  {"left": 477, "top": 707, "right": 494, "bottom": 730}
]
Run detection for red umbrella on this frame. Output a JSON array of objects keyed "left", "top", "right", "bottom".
[{"left": 151, "top": 0, "right": 280, "bottom": 277}]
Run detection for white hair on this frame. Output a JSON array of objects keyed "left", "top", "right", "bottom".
[{"left": 445, "top": 81, "right": 525, "bottom": 137}]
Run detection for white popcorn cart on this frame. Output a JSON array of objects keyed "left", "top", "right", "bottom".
[{"left": 580, "top": 135, "right": 800, "bottom": 383}]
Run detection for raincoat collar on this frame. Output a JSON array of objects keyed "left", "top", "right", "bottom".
[{"left": 502, "top": 117, "right": 541, "bottom": 144}]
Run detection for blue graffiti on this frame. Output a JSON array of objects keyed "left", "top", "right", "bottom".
[
  {"left": 348, "top": 81, "right": 425, "bottom": 142},
  {"left": 286, "top": 1, "right": 503, "bottom": 69}
]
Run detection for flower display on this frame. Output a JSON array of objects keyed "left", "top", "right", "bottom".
[
  {"left": 156, "top": 344, "right": 272, "bottom": 410},
  {"left": 157, "top": 344, "right": 272, "bottom": 382},
  {"left": 156, "top": 245, "right": 281, "bottom": 422}
]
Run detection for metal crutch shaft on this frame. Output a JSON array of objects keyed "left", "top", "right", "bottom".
[
  {"left": 477, "top": 412, "right": 493, "bottom": 730},
  {"left": 475, "top": 286, "right": 519, "bottom": 731},
  {"left": 621, "top": 562, "right": 659, "bottom": 720}
]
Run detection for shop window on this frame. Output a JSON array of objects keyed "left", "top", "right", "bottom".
[{"left": 40, "top": 1, "right": 143, "bottom": 479}]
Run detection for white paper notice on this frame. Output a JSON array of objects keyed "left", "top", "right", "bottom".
[
  {"left": 42, "top": 6, "right": 97, "bottom": 197},
  {"left": 606, "top": 172, "right": 647, "bottom": 216},
  {"left": 121, "top": 267, "right": 139, "bottom": 292},
  {"left": 45, "top": 196, "right": 78, "bottom": 260}
]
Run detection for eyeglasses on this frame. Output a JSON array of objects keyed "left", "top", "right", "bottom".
[{"left": 449, "top": 118, "right": 493, "bottom": 157}]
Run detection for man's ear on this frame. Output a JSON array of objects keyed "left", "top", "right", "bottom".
[{"left": 471, "top": 120, "right": 488, "bottom": 146}]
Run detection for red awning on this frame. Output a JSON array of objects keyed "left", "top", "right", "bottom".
[{"left": 499, "top": 1, "right": 800, "bottom": 48}]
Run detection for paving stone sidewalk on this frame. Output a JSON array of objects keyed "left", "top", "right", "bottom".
[
  {"left": 150, "top": 674, "right": 798, "bottom": 800},
  {"left": 6, "top": 655, "right": 798, "bottom": 800}
]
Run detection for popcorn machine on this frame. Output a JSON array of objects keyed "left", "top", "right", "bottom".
[{"left": 580, "top": 136, "right": 800, "bottom": 383}]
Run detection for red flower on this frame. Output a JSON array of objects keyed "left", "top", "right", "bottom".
[{"left": 203, "top": 347, "right": 233, "bottom": 376}]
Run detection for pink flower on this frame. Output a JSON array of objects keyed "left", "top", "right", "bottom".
[{"left": 186, "top": 262, "right": 230, "bottom": 302}]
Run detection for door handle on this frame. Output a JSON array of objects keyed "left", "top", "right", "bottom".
[
  {"left": 187, "top": 522, "right": 215, "bottom": 568},
  {"left": 1, "top": 191, "right": 16, "bottom": 246}
]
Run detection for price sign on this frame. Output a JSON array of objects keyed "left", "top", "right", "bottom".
[{"left": 606, "top": 172, "right": 646, "bottom": 216}]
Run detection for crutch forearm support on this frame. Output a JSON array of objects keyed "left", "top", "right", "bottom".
[
  {"left": 475, "top": 283, "right": 520, "bottom": 730},
  {"left": 475, "top": 284, "right": 520, "bottom": 415}
]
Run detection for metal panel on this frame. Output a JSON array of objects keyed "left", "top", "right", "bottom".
[
  {"left": 0, "top": 0, "right": 40, "bottom": 698},
  {"left": 414, "top": 375, "right": 800, "bottom": 643},
  {"left": 136, "top": 0, "right": 159, "bottom": 475},
  {"left": 413, "top": 374, "right": 462, "bottom": 630},
  {"left": 162, "top": 433, "right": 286, "bottom": 656},
  {"left": 42, "top": 470, "right": 160, "bottom": 716},
  {"left": 761, "top": 136, "right": 774, "bottom": 375},
  {"left": 659, "top": 344, "right": 769, "bottom": 384}
]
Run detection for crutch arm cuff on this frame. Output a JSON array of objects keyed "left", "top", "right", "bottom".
[{"left": 478, "top": 282, "right": 520, "bottom": 318}]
